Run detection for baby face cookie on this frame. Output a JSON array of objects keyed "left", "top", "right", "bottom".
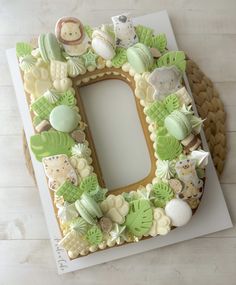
[
  {"left": 112, "top": 14, "right": 138, "bottom": 48},
  {"left": 148, "top": 66, "right": 182, "bottom": 100},
  {"left": 42, "top": 154, "right": 78, "bottom": 191}
]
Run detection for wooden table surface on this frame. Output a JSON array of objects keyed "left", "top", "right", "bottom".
[{"left": 1, "top": 0, "right": 236, "bottom": 284}]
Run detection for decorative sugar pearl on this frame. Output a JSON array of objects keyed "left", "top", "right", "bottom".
[
  {"left": 165, "top": 199, "right": 192, "bottom": 227},
  {"left": 49, "top": 105, "right": 79, "bottom": 133}
]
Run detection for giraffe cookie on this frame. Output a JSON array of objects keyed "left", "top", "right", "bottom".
[{"left": 175, "top": 159, "right": 203, "bottom": 189}]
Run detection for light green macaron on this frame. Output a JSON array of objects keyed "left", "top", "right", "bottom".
[
  {"left": 75, "top": 200, "right": 96, "bottom": 225},
  {"left": 75, "top": 193, "right": 102, "bottom": 225},
  {"left": 49, "top": 105, "right": 79, "bottom": 133},
  {"left": 127, "top": 43, "right": 153, "bottom": 74},
  {"left": 164, "top": 110, "right": 192, "bottom": 140},
  {"left": 38, "top": 33, "right": 62, "bottom": 62}
]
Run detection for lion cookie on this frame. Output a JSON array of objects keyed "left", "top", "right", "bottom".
[
  {"left": 42, "top": 154, "right": 78, "bottom": 191},
  {"left": 55, "top": 17, "right": 90, "bottom": 56}
]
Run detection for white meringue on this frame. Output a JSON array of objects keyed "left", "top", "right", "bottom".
[
  {"left": 67, "top": 57, "right": 86, "bottom": 77},
  {"left": 190, "top": 150, "right": 209, "bottom": 168}
]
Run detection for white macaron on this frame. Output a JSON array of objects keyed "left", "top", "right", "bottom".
[{"left": 92, "top": 28, "right": 116, "bottom": 60}]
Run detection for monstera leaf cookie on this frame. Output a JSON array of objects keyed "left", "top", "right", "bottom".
[
  {"left": 30, "top": 130, "right": 75, "bottom": 161},
  {"left": 156, "top": 135, "right": 183, "bottom": 160},
  {"left": 125, "top": 200, "right": 153, "bottom": 237}
]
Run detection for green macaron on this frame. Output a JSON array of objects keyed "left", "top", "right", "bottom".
[
  {"left": 127, "top": 43, "right": 153, "bottom": 74},
  {"left": 75, "top": 200, "right": 97, "bottom": 225},
  {"left": 75, "top": 193, "right": 102, "bottom": 225},
  {"left": 164, "top": 110, "right": 192, "bottom": 140},
  {"left": 38, "top": 33, "right": 62, "bottom": 62},
  {"left": 49, "top": 105, "right": 79, "bottom": 133},
  {"left": 80, "top": 193, "right": 103, "bottom": 218}
]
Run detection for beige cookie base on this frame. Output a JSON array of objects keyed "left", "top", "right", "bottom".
[{"left": 21, "top": 57, "right": 227, "bottom": 259}]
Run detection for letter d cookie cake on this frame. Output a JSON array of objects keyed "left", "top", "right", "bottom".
[{"left": 16, "top": 13, "right": 209, "bottom": 259}]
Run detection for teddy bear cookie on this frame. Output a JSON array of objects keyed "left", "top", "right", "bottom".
[{"left": 16, "top": 13, "right": 209, "bottom": 260}]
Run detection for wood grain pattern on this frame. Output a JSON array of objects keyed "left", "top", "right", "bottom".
[{"left": 1, "top": 0, "right": 236, "bottom": 283}]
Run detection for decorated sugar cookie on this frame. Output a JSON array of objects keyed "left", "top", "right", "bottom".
[
  {"left": 148, "top": 66, "right": 182, "bottom": 100},
  {"left": 42, "top": 154, "right": 78, "bottom": 190},
  {"left": 175, "top": 159, "right": 203, "bottom": 189},
  {"left": 55, "top": 17, "right": 90, "bottom": 56},
  {"left": 112, "top": 14, "right": 138, "bottom": 48}
]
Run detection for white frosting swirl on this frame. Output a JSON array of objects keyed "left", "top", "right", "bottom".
[{"left": 157, "top": 160, "right": 176, "bottom": 179}]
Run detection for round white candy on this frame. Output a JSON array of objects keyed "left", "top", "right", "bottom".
[{"left": 165, "top": 199, "right": 192, "bottom": 227}]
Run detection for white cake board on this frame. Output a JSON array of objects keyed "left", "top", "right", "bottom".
[{"left": 6, "top": 10, "right": 232, "bottom": 274}]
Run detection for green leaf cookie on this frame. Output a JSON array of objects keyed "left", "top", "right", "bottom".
[
  {"left": 31, "top": 96, "right": 55, "bottom": 119},
  {"left": 57, "top": 90, "right": 76, "bottom": 107},
  {"left": 84, "top": 25, "right": 93, "bottom": 39},
  {"left": 156, "top": 126, "right": 168, "bottom": 138},
  {"left": 111, "top": 48, "right": 127, "bottom": 68},
  {"left": 157, "top": 51, "right": 186, "bottom": 72},
  {"left": 135, "top": 25, "right": 153, "bottom": 46},
  {"left": 151, "top": 34, "right": 167, "bottom": 53},
  {"left": 145, "top": 101, "right": 169, "bottom": 126},
  {"left": 80, "top": 175, "right": 98, "bottom": 196},
  {"left": 86, "top": 226, "right": 103, "bottom": 245},
  {"left": 30, "top": 130, "right": 75, "bottom": 161},
  {"left": 125, "top": 200, "right": 153, "bottom": 237},
  {"left": 152, "top": 182, "right": 174, "bottom": 208},
  {"left": 156, "top": 135, "right": 182, "bottom": 160},
  {"left": 16, "top": 42, "right": 33, "bottom": 58},
  {"left": 56, "top": 180, "right": 83, "bottom": 203},
  {"left": 164, "top": 94, "right": 180, "bottom": 113}
]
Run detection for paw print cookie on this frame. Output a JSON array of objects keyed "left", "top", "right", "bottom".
[
  {"left": 42, "top": 154, "right": 78, "bottom": 191},
  {"left": 23, "top": 65, "right": 52, "bottom": 99},
  {"left": 100, "top": 195, "right": 129, "bottom": 224},
  {"left": 70, "top": 156, "right": 92, "bottom": 179},
  {"left": 148, "top": 208, "right": 171, "bottom": 236}
]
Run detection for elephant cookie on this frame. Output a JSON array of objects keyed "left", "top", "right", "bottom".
[
  {"left": 55, "top": 17, "right": 90, "bottom": 56},
  {"left": 42, "top": 154, "right": 78, "bottom": 191},
  {"left": 148, "top": 66, "right": 182, "bottom": 100}
]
